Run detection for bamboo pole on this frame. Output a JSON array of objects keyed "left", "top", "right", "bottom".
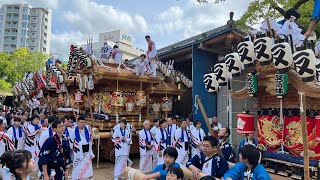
[
  {"left": 86, "top": 84, "right": 93, "bottom": 120},
  {"left": 299, "top": 91, "right": 310, "bottom": 180},
  {"left": 195, "top": 95, "right": 224, "bottom": 158}
]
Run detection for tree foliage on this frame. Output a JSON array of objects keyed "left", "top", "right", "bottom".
[
  {"left": 195, "top": 0, "right": 319, "bottom": 35},
  {"left": 0, "top": 48, "right": 48, "bottom": 94}
]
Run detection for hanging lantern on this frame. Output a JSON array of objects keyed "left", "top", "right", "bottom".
[
  {"left": 74, "top": 91, "right": 84, "bottom": 103},
  {"left": 316, "top": 115, "right": 320, "bottom": 141},
  {"left": 162, "top": 96, "right": 172, "bottom": 112},
  {"left": 58, "top": 94, "right": 65, "bottom": 104},
  {"left": 203, "top": 73, "right": 218, "bottom": 93},
  {"left": 111, "top": 90, "right": 124, "bottom": 107},
  {"left": 293, "top": 49, "right": 316, "bottom": 82},
  {"left": 214, "top": 63, "right": 228, "bottom": 86},
  {"left": 275, "top": 73, "right": 288, "bottom": 99},
  {"left": 237, "top": 40, "right": 255, "bottom": 68},
  {"left": 246, "top": 73, "right": 258, "bottom": 97},
  {"left": 225, "top": 53, "right": 242, "bottom": 77},
  {"left": 135, "top": 91, "right": 146, "bottom": 107},
  {"left": 125, "top": 102, "right": 135, "bottom": 112},
  {"left": 151, "top": 103, "right": 161, "bottom": 115},
  {"left": 237, "top": 113, "right": 255, "bottom": 134},
  {"left": 254, "top": 36, "right": 273, "bottom": 65},
  {"left": 271, "top": 42, "right": 293, "bottom": 73}
]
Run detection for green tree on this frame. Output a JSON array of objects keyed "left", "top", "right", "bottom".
[
  {"left": 196, "top": 0, "right": 319, "bottom": 35},
  {"left": 0, "top": 48, "right": 49, "bottom": 94}
]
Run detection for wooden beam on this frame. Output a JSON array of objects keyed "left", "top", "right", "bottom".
[
  {"left": 225, "top": 33, "right": 235, "bottom": 46},
  {"left": 198, "top": 42, "right": 226, "bottom": 55}
]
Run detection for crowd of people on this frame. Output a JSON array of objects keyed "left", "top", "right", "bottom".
[
  {"left": 111, "top": 116, "right": 270, "bottom": 180},
  {"left": 0, "top": 110, "right": 95, "bottom": 180}
]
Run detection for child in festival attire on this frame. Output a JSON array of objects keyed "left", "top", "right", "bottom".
[
  {"left": 7, "top": 117, "right": 25, "bottom": 150},
  {"left": 166, "top": 166, "right": 184, "bottom": 180},
  {"left": 143, "top": 147, "right": 180, "bottom": 180},
  {"left": 223, "top": 144, "right": 271, "bottom": 180},
  {"left": 0, "top": 150, "right": 35, "bottom": 180},
  {"left": 24, "top": 115, "right": 41, "bottom": 171},
  {"left": 70, "top": 116, "right": 95, "bottom": 180},
  {"left": 112, "top": 119, "right": 131, "bottom": 180},
  {"left": 0, "top": 119, "right": 15, "bottom": 179},
  {"left": 38, "top": 119, "right": 71, "bottom": 180}
]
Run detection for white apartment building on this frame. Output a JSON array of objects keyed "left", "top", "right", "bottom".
[
  {"left": 0, "top": 3, "right": 52, "bottom": 54},
  {"left": 81, "top": 30, "right": 145, "bottom": 61}
]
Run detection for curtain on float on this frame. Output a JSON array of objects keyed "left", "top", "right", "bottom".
[{"left": 258, "top": 108, "right": 320, "bottom": 160}]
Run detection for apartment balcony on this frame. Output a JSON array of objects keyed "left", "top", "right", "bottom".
[
  {"left": 3, "top": 46, "right": 16, "bottom": 52},
  {"left": 3, "top": 39, "right": 17, "bottom": 44},
  {"left": 29, "top": 34, "right": 36, "bottom": 39},
  {"left": 5, "top": 24, "right": 18, "bottom": 28},
  {"left": 30, "top": 19, "right": 37, "bottom": 23},
  {"left": 30, "top": 12, "right": 38, "bottom": 16},
  {"left": 4, "top": 32, "right": 17, "bottom": 36},
  {"left": 30, "top": 27, "right": 37, "bottom": 31},
  {"left": 6, "top": 16, "right": 19, "bottom": 21},
  {"left": 6, "top": 9, "right": 19, "bottom": 13},
  {"left": 29, "top": 42, "right": 36, "bottom": 46}
]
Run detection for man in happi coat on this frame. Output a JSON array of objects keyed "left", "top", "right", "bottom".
[
  {"left": 111, "top": 45, "right": 123, "bottom": 65},
  {"left": 150, "top": 118, "right": 160, "bottom": 169},
  {"left": 0, "top": 119, "right": 15, "bottom": 179},
  {"left": 166, "top": 117, "right": 177, "bottom": 147},
  {"left": 133, "top": 54, "right": 148, "bottom": 75},
  {"left": 139, "top": 120, "right": 154, "bottom": 173},
  {"left": 174, "top": 119, "right": 190, "bottom": 166},
  {"left": 305, "top": 0, "right": 320, "bottom": 38},
  {"left": 38, "top": 119, "right": 71, "bottom": 180},
  {"left": 190, "top": 120, "right": 205, "bottom": 157},
  {"left": 145, "top": 35, "right": 157, "bottom": 77},
  {"left": 218, "top": 127, "right": 235, "bottom": 163},
  {"left": 70, "top": 116, "right": 94, "bottom": 180},
  {"left": 7, "top": 117, "right": 25, "bottom": 150},
  {"left": 100, "top": 42, "right": 113, "bottom": 62},
  {"left": 187, "top": 136, "right": 228, "bottom": 179},
  {"left": 112, "top": 119, "right": 131, "bottom": 180},
  {"left": 154, "top": 119, "right": 168, "bottom": 165},
  {"left": 24, "top": 115, "right": 42, "bottom": 171},
  {"left": 36, "top": 116, "right": 56, "bottom": 160}
]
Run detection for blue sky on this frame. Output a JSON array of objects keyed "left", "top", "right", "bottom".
[{"left": 2, "top": 0, "right": 251, "bottom": 56}]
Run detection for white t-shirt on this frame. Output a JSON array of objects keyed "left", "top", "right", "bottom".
[{"left": 202, "top": 157, "right": 212, "bottom": 175}]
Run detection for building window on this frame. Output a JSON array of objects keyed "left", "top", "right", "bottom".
[
  {"left": 0, "top": 15, "right": 3, "bottom": 21},
  {"left": 30, "top": 48, "right": 34, "bottom": 50},
  {"left": 21, "top": 30, "right": 27, "bottom": 36},
  {"left": 43, "top": 48, "right": 46, "bottom": 52},
  {"left": 22, "top": 22, "right": 27, "bottom": 28},
  {"left": 23, "top": 7, "right": 28, "bottom": 13},
  {"left": 23, "top": 15, "right": 28, "bottom": 20},
  {"left": 44, "top": 40, "right": 46, "bottom": 44}
]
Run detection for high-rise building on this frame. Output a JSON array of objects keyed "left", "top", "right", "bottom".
[{"left": 0, "top": 3, "right": 52, "bottom": 54}]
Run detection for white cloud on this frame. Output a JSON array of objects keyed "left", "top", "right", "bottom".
[
  {"left": 50, "top": 31, "right": 91, "bottom": 56},
  {"left": 61, "top": 0, "right": 148, "bottom": 35}
]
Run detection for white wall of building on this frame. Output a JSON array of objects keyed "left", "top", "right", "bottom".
[
  {"left": 82, "top": 30, "right": 144, "bottom": 61},
  {"left": 0, "top": 3, "right": 51, "bottom": 54}
]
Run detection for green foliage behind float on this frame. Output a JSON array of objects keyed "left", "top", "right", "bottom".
[
  {"left": 194, "top": 0, "right": 319, "bottom": 35},
  {"left": 0, "top": 48, "right": 49, "bottom": 94},
  {"left": 237, "top": 0, "right": 319, "bottom": 36}
]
